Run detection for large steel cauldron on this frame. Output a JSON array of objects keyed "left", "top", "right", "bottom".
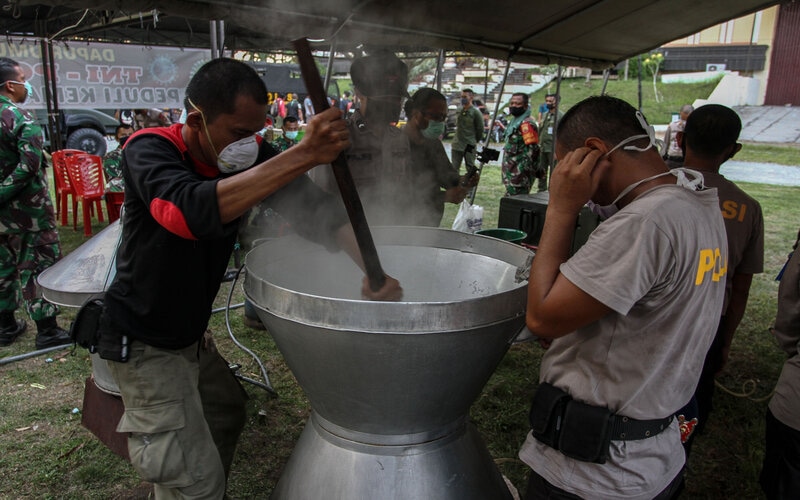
[{"left": 244, "top": 226, "right": 531, "bottom": 499}]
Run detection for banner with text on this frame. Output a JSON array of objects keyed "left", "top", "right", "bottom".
[{"left": 1, "top": 39, "right": 210, "bottom": 110}]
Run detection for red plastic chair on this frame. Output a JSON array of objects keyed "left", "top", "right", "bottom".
[
  {"left": 105, "top": 191, "right": 124, "bottom": 224},
  {"left": 50, "top": 149, "right": 83, "bottom": 227},
  {"left": 64, "top": 154, "right": 106, "bottom": 236}
]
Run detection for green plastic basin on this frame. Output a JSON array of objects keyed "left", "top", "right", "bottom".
[{"left": 475, "top": 228, "right": 527, "bottom": 243}]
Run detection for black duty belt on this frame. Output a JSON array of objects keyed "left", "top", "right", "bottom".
[
  {"left": 530, "top": 382, "right": 675, "bottom": 464},
  {"left": 666, "top": 155, "right": 683, "bottom": 162},
  {"left": 610, "top": 414, "right": 673, "bottom": 441}
]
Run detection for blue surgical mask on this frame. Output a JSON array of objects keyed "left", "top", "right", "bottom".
[
  {"left": 5, "top": 80, "right": 33, "bottom": 103},
  {"left": 285, "top": 131, "right": 299, "bottom": 140},
  {"left": 22, "top": 81, "right": 33, "bottom": 101},
  {"left": 460, "top": 97, "right": 469, "bottom": 106},
  {"left": 421, "top": 120, "right": 445, "bottom": 139}
]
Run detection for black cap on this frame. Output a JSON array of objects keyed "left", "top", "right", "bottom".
[{"left": 350, "top": 52, "right": 409, "bottom": 98}]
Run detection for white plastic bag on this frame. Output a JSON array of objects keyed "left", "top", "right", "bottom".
[{"left": 452, "top": 200, "right": 483, "bottom": 233}]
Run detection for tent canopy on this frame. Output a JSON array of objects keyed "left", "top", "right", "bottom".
[{"left": 3, "top": 0, "right": 780, "bottom": 68}]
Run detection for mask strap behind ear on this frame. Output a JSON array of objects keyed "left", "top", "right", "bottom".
[{"left": 606, "top": 111, "right": 666, "bottom": 157}]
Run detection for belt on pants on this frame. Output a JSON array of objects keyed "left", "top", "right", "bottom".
[{"left": 610, "top": 414, "right": 673, "bottom": 440}]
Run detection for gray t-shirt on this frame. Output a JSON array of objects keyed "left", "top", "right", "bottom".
[{"left": 519, "top": 183, "right": 728, "bottom": 500}]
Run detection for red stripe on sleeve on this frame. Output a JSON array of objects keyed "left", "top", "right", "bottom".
[{"left": 150, "top": 198, "right": 197, "bottom": 240}]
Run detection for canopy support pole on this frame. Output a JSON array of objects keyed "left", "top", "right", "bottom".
[
  {"left": 209, "top": 20, "right": 225, "bottom": 59},
  {"left": 435, "top": 49, "right": 444, "bottom": 92},
  {"left": 468, "top": 46, "right": 517, "bottom": 204},
  {"left": 323, "top": 41, "right": 337, "bottom": 97}
]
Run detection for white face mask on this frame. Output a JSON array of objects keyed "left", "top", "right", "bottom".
[
  {"left": 189, "top": 98, "right": 260, "bottom": 173},
  {"left": 591, "top": 167, "right": 706, "bottom": 218},
  {"left": 216, "top": 135, "right": 260, "bottom": 173},
  {"left": 588, "top": 111, "right": 670, "bottom": 217}
]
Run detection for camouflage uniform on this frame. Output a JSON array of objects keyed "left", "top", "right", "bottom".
[
  {"left": 502, "top": 113, "right": 541, "bottom": 195},
  {"left": 102, "top": 147, "right": 125, "bottom": 192},
  {"left": 270, "top": 135, "right": 297, "bottom": 152},
  {"left": 0, "top": 94, "right": 61, "bottom": 321}
]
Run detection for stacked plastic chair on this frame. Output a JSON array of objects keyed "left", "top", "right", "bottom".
[
  {"left": 63, "top": 153, "right": 106, "bottom": 236},
  {"left": 50, "top": 149, "right": 84, "bottom": 228}
]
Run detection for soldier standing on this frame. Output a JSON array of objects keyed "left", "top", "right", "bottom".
[
  {"left": 451, "top": 88, "right": 484, "bottom": 175},
  {"left": 501, "top": 92, "right": 540, "bottom": 195},
  {"left": 0, "top": 57, "right": 71, "bottom": 349},
  {"left": 537, "top": 93, "right": 563, "bottom": 192}
]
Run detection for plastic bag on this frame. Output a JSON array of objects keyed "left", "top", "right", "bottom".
[{"left": 452, "top": 200, "right": 483, "bottom": 233}]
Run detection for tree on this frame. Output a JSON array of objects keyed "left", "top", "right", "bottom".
[{"left": 642, "top": 52, "right": 664, "bottom": 103}]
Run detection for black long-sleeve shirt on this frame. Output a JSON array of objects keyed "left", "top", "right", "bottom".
[{"left": 103, "top": 124, "right": 347, "bottom": 349}]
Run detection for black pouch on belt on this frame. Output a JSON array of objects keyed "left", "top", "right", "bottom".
[
  {"left": 70, "top": 298, "right": 104, "bottom": 352},
  {"left": 95, "top": 308, "right": 129, "bottom": 363},
  {"left": 558, "top": 399, "right": 614, "bottom": 464},
  {"left": 529, "top": 382, "right": 571, "bottom": 449}
]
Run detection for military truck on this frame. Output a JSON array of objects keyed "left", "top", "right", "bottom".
[{"left": 34, "top": 108, "right": 120, "bottom": 157}]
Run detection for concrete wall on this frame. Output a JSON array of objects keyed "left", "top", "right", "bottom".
[
  {"left": 662, "top": 71, "right": 759, "bottom": 105},
  {"left": 692, "top": 73, "right": 761, "bottom": 108}
]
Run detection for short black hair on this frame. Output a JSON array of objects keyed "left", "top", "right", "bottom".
[
  {"left": 0, "top": 57, "right": 21, "bottom": 85},
  {"left": 115, "top": 124, "right": 133, "bottom": 137},
  {"left": 557, "top": 95, "right": 651, "bottom": 152},
  {"left": 283, "top": 116, "right": 298, "bottom": 125},
  {"left": 512, "top": 92, "right": 529, "bottom": 105},
  {"left": 462, "top": 88, "right": 474, "bottom": 96},
  {"left": 404, "top": 87, "right": 446, "bottom": 117},
  {"left": 184, "top": 58, "right": 267, "bottom": 122},
  {"left": 683, "top": 104, "right": 741, "bottom": 157}
]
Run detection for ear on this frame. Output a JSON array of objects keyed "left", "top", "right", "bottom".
[
  {"left": 730, "top": 142, "right": 743, "bottom": 158},
  {"left": 183, "top": 110, "right": 203, "bottom": 131},
  {"left": 584, "top": 137, "right": 610, "bottom": 155}
]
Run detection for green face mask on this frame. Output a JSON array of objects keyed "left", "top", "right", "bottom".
[{"left": 421, "top": 120, "right": 445, "bottom": 139}]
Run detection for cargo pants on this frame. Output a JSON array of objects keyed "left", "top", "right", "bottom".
[
  {"left": 107, "top": 333, "right": 248, "bottom": 499},
  {"left": 0, "top": 230, "right": 61, "bottom": 320}
]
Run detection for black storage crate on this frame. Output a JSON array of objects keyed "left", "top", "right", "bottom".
[{"left": 497, "top": 192, "right": 602, "bottom": 255}]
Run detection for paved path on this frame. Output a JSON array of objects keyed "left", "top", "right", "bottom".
[
  {"left": 720, "top": 160, "right": 800, "bottom": 187},
  {"left": 735, "top": 106, "right": 800, "bottom": 144}
]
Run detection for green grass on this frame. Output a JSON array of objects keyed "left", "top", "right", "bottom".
[
  {"left": 533, "top": 75, "right": 724, "bottom": 125},
  {"left": 738, "top": 143, "right": 800, "bottom": 166}
]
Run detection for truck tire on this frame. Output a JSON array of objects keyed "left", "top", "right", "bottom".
[{"left": 66, "top": 128, "right": 107, "bottom": 156}]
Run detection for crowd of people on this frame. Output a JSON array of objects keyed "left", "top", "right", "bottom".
[{"left": 1, "top": 51, "right": 796, "bottom": 500}]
